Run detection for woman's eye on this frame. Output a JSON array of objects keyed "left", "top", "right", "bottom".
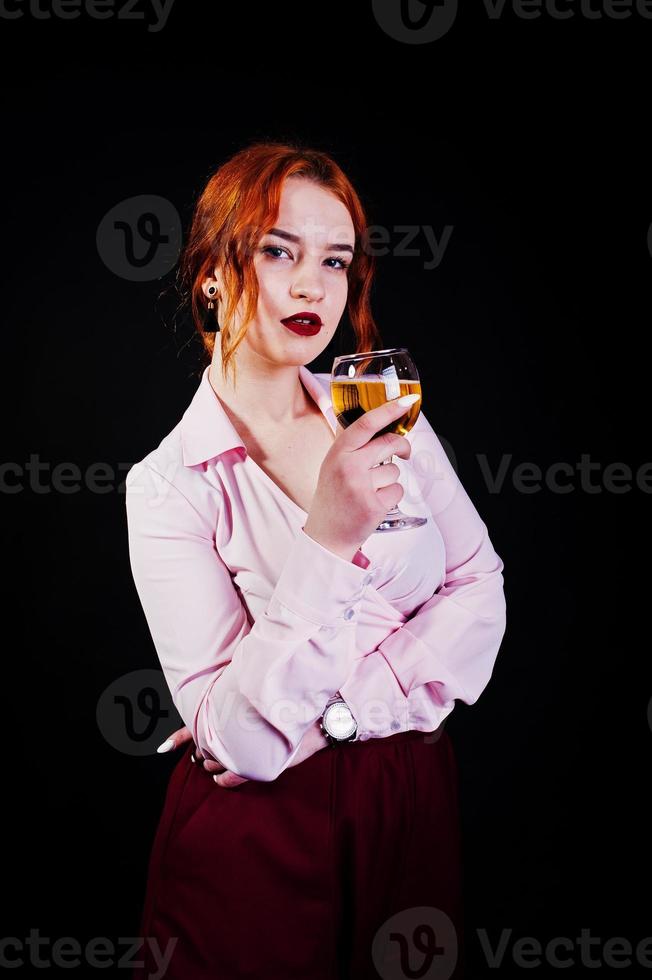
[
  {"left": 261, "top": 246, "right": 349, "bottom": 270},
  {"left": 262, "top": 245, "right": 290, "bottom": 260}
]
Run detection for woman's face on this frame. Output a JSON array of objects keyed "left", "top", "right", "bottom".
[{"left": 209, "top": 177, "right": 356, "bottom": 368}]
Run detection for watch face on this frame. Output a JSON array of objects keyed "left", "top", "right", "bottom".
[{"left": 324, "top": 701, "right": 357, "bottom": 740}]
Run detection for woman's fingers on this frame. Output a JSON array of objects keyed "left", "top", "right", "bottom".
[
  {"left": 156, "top": 729, "right": 231, "bottom": 779},
  {"left": 156, "top": 726, "right": 193, "bottom": 753},
  {"left": 213, "top": 770, "right": 249, "bottom": 789},
  {"left": 201, "top": 758, "right": 226, "bottom": 773},
  {"left": 190, "top": 745, "right": 225, "bottom": 771}
]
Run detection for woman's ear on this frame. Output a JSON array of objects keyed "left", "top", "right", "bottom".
[
  {"left": 201, "top": 265, "right": 223, "bottom": 301},
  {"left": 201, "top": 277, "right": 221, "bottom": 301}
]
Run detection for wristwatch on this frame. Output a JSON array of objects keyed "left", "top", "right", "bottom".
[{"left": 319, "top": 695, "right": 358, "bottom": 746}]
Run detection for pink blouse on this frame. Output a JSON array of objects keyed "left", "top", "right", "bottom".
[{"left": 125, "top": 364, "right": 507, "bottom": 781}]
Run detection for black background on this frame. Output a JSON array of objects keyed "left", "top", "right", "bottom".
[{"left": 3, "top": 0, "right": 649, "bottom": 976}]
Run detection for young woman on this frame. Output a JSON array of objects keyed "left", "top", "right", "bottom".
[{"left": 125, "top": 141, "right": 507, "bottom": 980}]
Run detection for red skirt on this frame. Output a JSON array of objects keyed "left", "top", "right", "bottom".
[{"left": 132, "top": 726, "right": 465, "bottom": 980}]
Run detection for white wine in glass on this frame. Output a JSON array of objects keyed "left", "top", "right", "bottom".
[{"left": 331, "top": 347, "right": 427, "bottom": 532}]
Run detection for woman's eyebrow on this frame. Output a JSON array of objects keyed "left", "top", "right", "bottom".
[{"left": 267, "top": 227, "right": 354, "bottom": 254}]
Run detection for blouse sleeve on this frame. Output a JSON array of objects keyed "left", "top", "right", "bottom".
[
  {"left": 338, "top": 410, "right": 507, "bottom": 739},
  {"left": 125, "top": 461, "right": 370, "bottom": 781}
]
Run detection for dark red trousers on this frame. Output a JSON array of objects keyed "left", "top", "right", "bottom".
[{"left": 133, "top": 726, "right": 465, "bottom": 980}]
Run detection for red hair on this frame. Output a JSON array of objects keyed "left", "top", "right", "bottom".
[{"left": 176, "top": 140, "right": 383, "bottom": 387}]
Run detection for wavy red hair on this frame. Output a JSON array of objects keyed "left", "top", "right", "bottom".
[{"left": 176, "top": 140, "right": 383, "bottom": 387}]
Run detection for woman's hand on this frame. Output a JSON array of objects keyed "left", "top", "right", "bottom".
[
  {"left": 303, "top": 393, "right": 418, "bottom": 561},
  {"left": 156, "top": 719, "right": 331, "bottom": 787},
  {"left": 156, "top": 727, "right": 247, "bottom": 787}
]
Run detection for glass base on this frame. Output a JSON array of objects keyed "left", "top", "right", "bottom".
[{"left": 374, "top": 511, "right": 428, "bottom": 532}]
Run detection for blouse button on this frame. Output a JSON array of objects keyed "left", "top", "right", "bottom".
[
  {"left": 362, "top": 572, "right": 374, "bottom": 587},
  {"left": 343, "top": 607, "right": 355, "bottom": 621}
]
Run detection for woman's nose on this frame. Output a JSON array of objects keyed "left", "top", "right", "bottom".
[{"left": 290, "top": 272, "right": 325, "bottom": 303}]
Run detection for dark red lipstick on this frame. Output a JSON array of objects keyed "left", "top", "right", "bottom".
[{"left": 280, "top": 311, "right": 322, "bottom": 336}]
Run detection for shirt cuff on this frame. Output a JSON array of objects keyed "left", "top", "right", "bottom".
[
  {"left": 270, "top": 526, "right": 370, "bottom": 627},
  {"left": 338, "top": 650, "right": 411, "bottom": 739}
]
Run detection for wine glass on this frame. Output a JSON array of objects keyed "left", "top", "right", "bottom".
[{"left": 331, "top": 348, "right": 427, "bottom": 532}]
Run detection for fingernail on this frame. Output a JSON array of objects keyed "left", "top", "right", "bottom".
[
  {"left": 213, "top": 775, "right": 220, "bottom": 784},
  {"left": 190, "top": 753, "right": 196, "bottom": 763},
  {"left": 397, "top": 393, "right": 419, "bottom": 407},
  {"left": 157, "top": 738, "right": 175, "bottom": 753}
]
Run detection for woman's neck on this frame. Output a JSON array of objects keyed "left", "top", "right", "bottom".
[{"left": 208, "top": 354, "right": 313, "bottom": 430}]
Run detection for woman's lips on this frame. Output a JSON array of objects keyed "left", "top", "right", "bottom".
[{"left": 280, "top": 317, "right": 322, "bottom": 337}]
